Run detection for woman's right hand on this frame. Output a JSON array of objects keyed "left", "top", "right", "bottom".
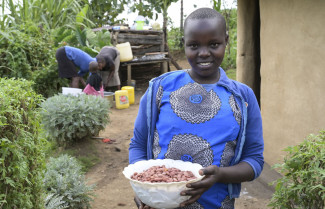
[{"left": 134, "top": 196, "right": 155, "bottom": 209}]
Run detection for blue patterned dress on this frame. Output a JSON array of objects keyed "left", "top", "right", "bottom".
[{"left": 152, "top": 71, "right": 242, "bottom": 209}]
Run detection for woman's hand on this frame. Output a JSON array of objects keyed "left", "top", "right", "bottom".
[
  {"left": 179, "top": 162, "right": 255, "bottom": 207},
  {"left": 134, "top": 196, "right": 155, "bottom": 209},
  {"left": 179, "top": 165, "right": 220, "bottom": 207}
]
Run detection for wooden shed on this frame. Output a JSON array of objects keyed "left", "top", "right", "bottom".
[{"left": 110, "top": 29, "right": 169, "bottom": 86}]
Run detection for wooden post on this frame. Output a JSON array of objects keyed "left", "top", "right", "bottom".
[
  {"left": 162, "top": 61, "right": 168, "bottom": 74},
  {"left": 127, "top": 64, "right": 132, "bottom": 86},
  {"left": 160, "top": 31, "right": 166, "bottom": 73}
]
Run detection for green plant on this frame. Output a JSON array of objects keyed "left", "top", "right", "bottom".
[
  {"left": 167, "top": 26, "right": 184, "bottom": 51},
  {"left": 220, "top": 8, "right": 237, "bottom": 71},
  {"left": 1, "top": 0, "right": 86, "bottom": 31},
  {"left": 0, "top": 26, "right": 69, "bottom": 97},
  {"left": 0, "top": 78, "right": 47, "bottom": 209},
  {"left": 225, "top": 68, "right": 236, "bottom": 80},
  {"left": 86, "top": 0, "right": 128, "bottom": 26},
  {"left": 269, "top": 131, "right": 325, "bottom": 209},
  {"left": 44, "top": 154, "right": 95, "bottom": 209},
  {"left": 44, "top": 193, "right": 68, "bottom": 209},
  {"left": 1, "top": 0, "right": 99, "bottom": 98},
  {"left": 40, "top": 94, "right": 110, "bottom": 146}
]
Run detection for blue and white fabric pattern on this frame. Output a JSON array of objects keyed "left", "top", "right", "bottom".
[{"left": 152, "top": 71, "right": 242, "bottom": 208}]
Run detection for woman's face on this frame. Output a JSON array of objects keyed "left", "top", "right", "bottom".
[
  {"left": 184, "top": 18, "right": 228, "bottom": 83},
  {"left": 97, "top": 59, "right": 106, "bottom": 70}
]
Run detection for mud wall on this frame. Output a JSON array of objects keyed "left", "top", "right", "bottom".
[
  {"left": 238, "top": 0, "right": 325, "bottom": 166},
  {"left": 260, "top": 0, "right": 325, "bottom": 165}
]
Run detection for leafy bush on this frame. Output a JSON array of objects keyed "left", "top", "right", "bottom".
[
  {"left": 44, "top": 154, "right": 94, "bottom": 209},
  {"left": 40, "top": 94, "right": 110, "bottom": 146},
  {"left": 0, "top": 78, "right": 47, "bottom": 209},
  {"left": 167, "top": 27, "right": 183, "bottom": 51},
  {"left": 269, "top": 131, "right": 325, "bottom": 209},
  {"left": 0, "top": 26, "right": 69, "bottom": 97}
]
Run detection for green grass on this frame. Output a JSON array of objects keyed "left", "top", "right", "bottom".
[
  {"left": 226, "top": 68, "right": 236, "bottom": 80},
  {"left": 49, "top": 139, "right": 101, "bottom": 173},
  {"left": 77, "top": 155, "right": 101, "bottom": 173}
]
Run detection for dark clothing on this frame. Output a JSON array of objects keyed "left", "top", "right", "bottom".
[
  {"left": 56, "top": 46, "right": 96, "bottom": 78},
  {"left": 56, "top": 47, "right": 78, "bottom": 78},
  {"left": 86, "top": 73, "right": 102, "bottom": 91},
  {"left": 96, "top": 46, "right": 121, "bottom": 87},
  {"left": 96, "top": 46, "right": 118, "bottom": 72}
]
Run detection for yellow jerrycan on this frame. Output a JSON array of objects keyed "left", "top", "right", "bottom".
[
  {"left": 115, "top": 90, "right": 129, "bottom": 109},
  {"left": 121, "top": 86, "right": 135, "bottom": 105},
  {"left": 116, "top": 42, "right": 133, "bottom": 62}
]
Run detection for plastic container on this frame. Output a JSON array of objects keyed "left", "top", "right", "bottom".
[
  {"left": 152, "top": 22, "right": 161, "bottom": 30},
  {"left": 121, "top": 86, "right": 134, "bottom": 105},
  {"left": 136, "top": 21, "right": 144, "bottom": 30},
  {"left": 123, "top": 159, "right": 204, "bottom": 209},
  {"left": 116, "top": 42, "right": 133, "bottom": 62},
  {"left": 62, "top": 87, "right": 82, "bottom": 96},
  {"left": 103, "top": 91, "right": 115, "bottom": 108},
  {"left": 134, "top": 15, "right": 146, "bottom": 30},
  {"left": 115, "top": 90, "right": 129, "bottom": 109}
]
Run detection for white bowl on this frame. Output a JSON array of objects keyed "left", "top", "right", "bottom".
[
  {"left": 62, "top": 87, "right": 83, "bottom": 96},
  {"left": 123, "top": 159, "right": 204, "bottom": 209}
]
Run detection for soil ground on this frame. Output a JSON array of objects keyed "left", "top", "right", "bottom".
[{"left": 83, "top": 55, "right": 282, "bottom": 209}]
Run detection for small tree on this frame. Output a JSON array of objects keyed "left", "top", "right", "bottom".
[
  {"left": 269, "top": 131, "right": 325, "bottom": 209},
  {"left": 87, "top": 0, "right": 128, "bottom": 26}
]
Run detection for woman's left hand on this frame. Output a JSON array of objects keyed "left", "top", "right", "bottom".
[{"left": 179, "top": 165, "right": 220, "bottom": 207}]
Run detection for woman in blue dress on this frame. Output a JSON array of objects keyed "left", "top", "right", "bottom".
[
  {"left": 129, "top": 8, "right": 264, "bottom": 209},
  {"left": 56, "top": 46, "right": 96, "bottom": 88}
]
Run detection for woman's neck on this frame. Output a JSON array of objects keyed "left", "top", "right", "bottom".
[{"left": 187, "top": 69, "right": 220, "bottom": 84}]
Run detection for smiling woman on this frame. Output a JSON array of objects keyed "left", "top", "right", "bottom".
[
  {"left": 128, "top": 7, "right": 263, "bottom": 209},
  {"left": 184, "top": 14, "right": 228, "bottom": 83}
]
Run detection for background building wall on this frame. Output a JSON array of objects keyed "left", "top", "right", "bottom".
[
  {"left": 237, "top": 0, "right": 325, "bottom": 166},
  {"left": 259, "top": 0, "right": 325, "bottom": 165}
]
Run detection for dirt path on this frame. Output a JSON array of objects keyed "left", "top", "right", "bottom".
[{"left": 84, "top": 89, "right": 281, "bottom": 209}]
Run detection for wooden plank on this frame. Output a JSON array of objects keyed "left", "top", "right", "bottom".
[
  {"left": 111, "top": 29, "right": 163, "bottom": 35},
  {"left": 131, "top": 45, "right": 145, "bottom": 49},
  {"left": 121, "top": 58, "right": 169, "bottom": 66},
  {"left": 132, "top": 46, "right": 161, "bottom": 56},
  {"left": 117, "top": 34, "right": 162, "bottom": 41},
  {"left": 127, "top": 65, "right": 132, "bottom": 86},
  {"left": 117, "top": 38, "right": 161, "bottom": 45},
  {"left": 145, "top": 52, "right": 168, "bottom": 55}
]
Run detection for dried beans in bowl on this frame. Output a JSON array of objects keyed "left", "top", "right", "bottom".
[{"left": 131, "top": 165, "right": 197, "bottom": 183}]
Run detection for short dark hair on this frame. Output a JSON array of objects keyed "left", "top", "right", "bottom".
[
  {"left": 96, "top": 55, "right": 114, "bottom": 71},
  {"left": 89, "top": 61, "right": 99, "bottom": 72},
  {"left": 96, "top": 55, "right": 105, "bottom": 63},
  {"left": 184, "top": 7, "right": 226, "bottom": 34}
]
